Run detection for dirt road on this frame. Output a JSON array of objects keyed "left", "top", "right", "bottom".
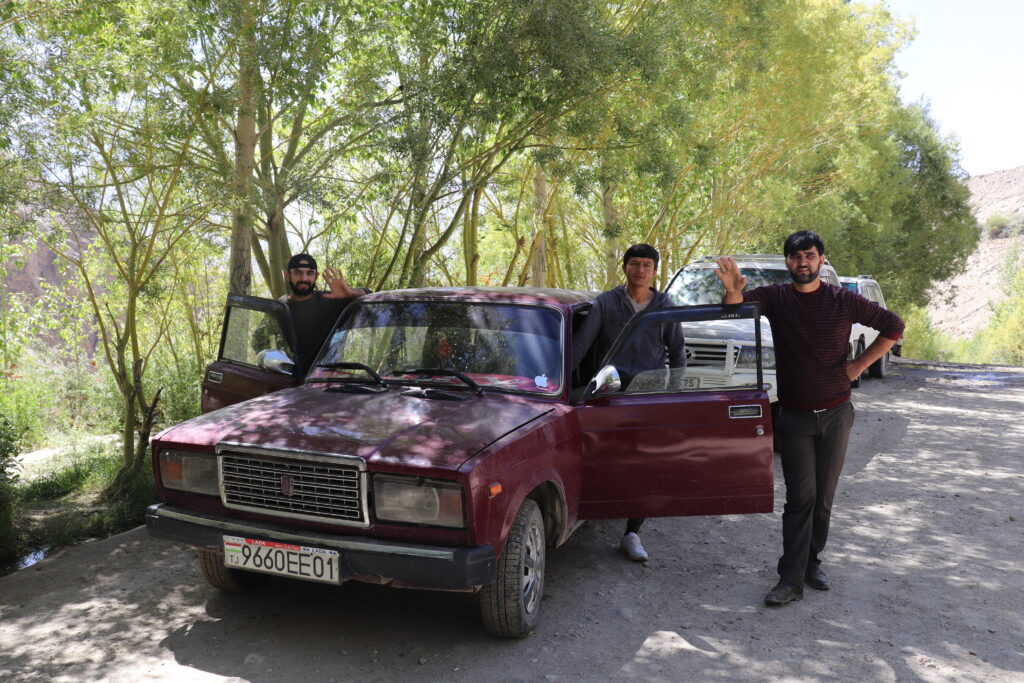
[{"left": 2, "top": 359, "right": 1023, "bottom": 682}]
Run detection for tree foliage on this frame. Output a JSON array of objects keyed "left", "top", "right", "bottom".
[{"left": 0, "top": 0, "right": 991, "bottom": 469}]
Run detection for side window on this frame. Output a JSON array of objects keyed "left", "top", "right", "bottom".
[
  {"left": 221, "top": 305, "right": 295, "bottom": 367},
  {"left": 869, "top": 283, "right": 886, "bottom": 308},
  {"left": 593, "top": 305, "right": 766, "bottom": 398}
]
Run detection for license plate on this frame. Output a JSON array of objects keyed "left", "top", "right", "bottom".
[
  {"left": 223, "top": 535, "right": 341, "bottom": 584},
  {"left": 683, "top": 376, "right": 699, "bottom": 388}
]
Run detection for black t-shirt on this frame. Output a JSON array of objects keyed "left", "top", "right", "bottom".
[{"left": 284, "top": 292, "right": 358, "bottom": 375}]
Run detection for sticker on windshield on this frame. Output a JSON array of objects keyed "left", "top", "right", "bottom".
[{"left": 534, "top": 374, "right": 548, "bottom": 388}]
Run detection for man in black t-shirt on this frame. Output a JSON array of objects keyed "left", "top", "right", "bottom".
[{"left": 280, "top": 253, "right": 368, "bottom": 376}]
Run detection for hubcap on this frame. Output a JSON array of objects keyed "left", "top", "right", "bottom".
[{"left": 521, "top": 519, "right": 545, "bottom": 614}]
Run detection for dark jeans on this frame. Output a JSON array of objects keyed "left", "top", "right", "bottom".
[
  {"left": 775, "top": 401, "right": 854, "bottom": 586},
  {"left": 626, "top": 518, "right": 644, "bottom": 534}
]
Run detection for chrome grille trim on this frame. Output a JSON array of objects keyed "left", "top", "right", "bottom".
[
  {"left": 685, "top": 340, "right": 740, "bottom": 367},
  {"left": 216, "top": 442, "right": 369, "bottom": 528}
]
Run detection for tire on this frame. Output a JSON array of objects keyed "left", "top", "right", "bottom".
[
  {"left": 480, "top": 498, "right": 546, "bottom": 638},
  {"left": 850, "top": 339, "right": 865, "bottom": 388},
  {"left": 868, "top": 350, "right": 889, "bottom": 379},
  {"left": 197, "top": 548, "right": 265, "bottom": 592}
]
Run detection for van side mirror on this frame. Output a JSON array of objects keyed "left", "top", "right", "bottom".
[{"left": 583, "top": 365, "right": 621, "bottom": 399}]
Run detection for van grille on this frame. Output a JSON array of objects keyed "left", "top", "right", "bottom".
[
  {"left": 220, "top": 451, "right": 365, "bottom": 525},
  {"left": 686, "top": 341, "right": 738, "bottom": 367}
]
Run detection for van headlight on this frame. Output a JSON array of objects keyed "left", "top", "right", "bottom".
[
  {"left": 736, "top": 345, "right": 775, "bottom": 370},
  {"left": 159, "top": 449, "right": 220, "bottom": 496},
  {"left": 373, "top": 475, "right": 465, "bottom": 528}
]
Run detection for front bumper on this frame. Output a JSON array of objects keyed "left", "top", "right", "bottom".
[{"left": 146, "top": 504, "right": 495, "bottom": 589}]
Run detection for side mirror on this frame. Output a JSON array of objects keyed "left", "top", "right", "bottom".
[
  {"left": 257, "top": 349, "right": 295, "bottom": 376},
  {"left": 583, "top": 365, "right": 621, "bottom": 399}
]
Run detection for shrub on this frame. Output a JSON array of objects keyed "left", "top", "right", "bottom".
[
  {"left": 984, "top": 213, "right": 1010, "bottom": 239},
  {"left": 0, "top": 415, "right": 23, "bottom": 559},
  {"left": 898, "top": 305, "right": 955, "bottom": 362},
  {"left": 1008, "top": 214, "right": 1024, "bottom": 238}
]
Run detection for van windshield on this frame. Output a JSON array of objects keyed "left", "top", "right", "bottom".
[{"left": 667, "top": 267, "right": 794, "bottom": 305}]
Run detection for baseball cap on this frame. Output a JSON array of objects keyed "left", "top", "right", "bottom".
[{"left": 287, "top": 253, "right": 318, "bottom": 270}]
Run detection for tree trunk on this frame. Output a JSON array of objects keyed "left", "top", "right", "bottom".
[
  {"left": 266, "top": 203, "right": 289, "bottom": 297},
  {"left": 601, "top": 176, "right": 619, "bottom": 289},
  {"left": 464, "top": 182, "right": 482, "bottom": 286},
  {"left": 228, "top": 0, "right": 258, "bottom": 296},
  {"left": 529, "top": 162, "right": 548, "bottom": 287}
]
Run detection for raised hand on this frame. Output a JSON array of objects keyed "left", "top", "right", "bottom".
[
  {"left": 322, "top": 267, "right": 361, "bottom": 299},
  {"left": 714, "top": 256, "right": 747, "bottom": 303}
]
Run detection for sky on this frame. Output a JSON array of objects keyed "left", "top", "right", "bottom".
[{"left": 883, "top": 0, "right": 1024, "bottom": 177}]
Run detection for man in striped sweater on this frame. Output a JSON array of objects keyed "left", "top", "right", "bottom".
[{"left": 716, "top": 231, "right": 904, "bottom": 606}]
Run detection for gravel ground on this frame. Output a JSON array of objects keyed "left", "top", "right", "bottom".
[{"left": 1, "top": 358, "right": 1023, "bottom": 682}]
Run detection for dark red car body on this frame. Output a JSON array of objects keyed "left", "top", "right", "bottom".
[{"left": 146, "top": 287, "right": 773, "bottom": 635}]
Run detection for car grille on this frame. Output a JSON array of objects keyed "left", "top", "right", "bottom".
[{"left": 220, "top": 451, "right": 365, "bottom": 525}]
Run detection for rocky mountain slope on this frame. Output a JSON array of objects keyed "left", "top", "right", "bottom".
[{"left": 926, "top": 166, "right": 1024, "bottom": 340}]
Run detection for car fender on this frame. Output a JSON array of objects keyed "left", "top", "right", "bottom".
[{"left": 460, "top": 407, "right": 581, "bottom": 556}]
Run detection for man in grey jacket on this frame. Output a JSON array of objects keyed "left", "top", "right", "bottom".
[{"left": 572, "top": 243, "right": 686, "bottom": 562}]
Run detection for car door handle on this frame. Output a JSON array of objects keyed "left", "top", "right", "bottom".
[
  {"left": 208, "top": 371, "right": 224, "bottom": 384},
  {"left": 729, "top": 404, "right": 762, "bottom": 419}
]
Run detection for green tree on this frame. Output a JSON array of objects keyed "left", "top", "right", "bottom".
[{"left": 12, "top": 1, "right": 223, "bottom": 492}]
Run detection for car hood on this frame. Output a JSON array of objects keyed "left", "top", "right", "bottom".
[
  {"left": 155, "top": 384, "right": 554, "bottom": 472},
  {"left": 683, "top": 318, "right": 773, "bottom": 344}
]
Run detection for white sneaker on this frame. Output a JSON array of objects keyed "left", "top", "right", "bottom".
[{"left": 620, "top": 532, "right": 648, "bottom": 562}]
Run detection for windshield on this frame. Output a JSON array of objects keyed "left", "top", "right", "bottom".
[
  {"left": 841, "top": 281, "right": 858, "bottom": 292},
  {"left": 309, "top": 301, "right": 564, "bottom": 394},
  {"left": 666, "top": 267, "right": 793, "bottom": 305}
]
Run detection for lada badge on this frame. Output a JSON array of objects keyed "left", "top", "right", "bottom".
[{"left": 280, "top": 475, "right": 294, "bottom": 497}]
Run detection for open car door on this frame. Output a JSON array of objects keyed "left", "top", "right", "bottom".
[
  {"left": 576, "top": 303, "right": 774, "bottom": 519},
  {"left": 200, "top": 294, "right": 300, "bottom": 413}
]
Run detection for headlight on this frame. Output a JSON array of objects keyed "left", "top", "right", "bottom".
[
  {"left": 373, "top": 475, "right": 464, "bottom": 528},
  {"left": 735, "top": 345, "right": 775, "bottom": 370},
  {"left": 159, "top": 449, "right": 220, "bottom": 496}
]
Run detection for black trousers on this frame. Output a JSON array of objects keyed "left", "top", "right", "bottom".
[{"left": 775, "top": 401, "right": 854, "bottom": 586}]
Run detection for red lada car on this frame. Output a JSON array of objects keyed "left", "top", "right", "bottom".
[{"left": 146, "top": 287, "right": 773, "bottom": 637}]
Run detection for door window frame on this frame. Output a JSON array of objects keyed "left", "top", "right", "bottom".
[{"left": 583, "top": 302, "right": 764, "bottom": 401}]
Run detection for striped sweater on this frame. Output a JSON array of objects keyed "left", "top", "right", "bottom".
[{"left": 743, "top": 282, "right": 904, "bottom": 410}]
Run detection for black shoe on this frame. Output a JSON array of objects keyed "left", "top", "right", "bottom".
[
  {"left": 764, "top": 579, "right": 803, "bottom": 606},
  {"left": 805, "top": 564, "right": 830, "bottom": 591}
]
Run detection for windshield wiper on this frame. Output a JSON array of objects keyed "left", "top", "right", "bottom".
[
  {"left": 310, "top": 362, "right": 387, "bottom": 387},
  {"left": 392, "top": 368, "right": 484, "bottom": 396}
]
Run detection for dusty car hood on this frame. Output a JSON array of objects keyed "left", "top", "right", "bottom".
[{"left": 155, "top": 384, "right": 554, "bottom": 471}]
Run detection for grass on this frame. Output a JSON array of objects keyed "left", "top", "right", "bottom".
[{"left": 0, "top": 440, "right": 156, "bottom": 569}]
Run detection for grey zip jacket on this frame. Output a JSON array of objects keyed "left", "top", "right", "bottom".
[{"left": 571, "top": 285, "right": 686, "bottom": 383}]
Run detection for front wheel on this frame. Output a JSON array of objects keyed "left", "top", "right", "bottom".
[
  {"left": 480, "top": 498, "right": 546, "bottom": 638},
  {"left": 197, "top": 548, "right": 265, "bottom": 592},
  {"left": 868, "top": 350, "right": 889, "bottom": 379},
  {"left": 850, "top": 339, "right": 866, "bottom": 388}
]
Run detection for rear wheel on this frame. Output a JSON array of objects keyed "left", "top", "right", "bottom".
[
  {"left": 868, "top": 350, "right": 889, "bottom": 379},
  {"left": 850, "top": 339, "right": 866, "bottom": 388},
  {"left": 197, "top": 548, "right": 265, "bottom": 592},
  {"left": 480, "top": 498, "right": 546, "bottom": 638}
]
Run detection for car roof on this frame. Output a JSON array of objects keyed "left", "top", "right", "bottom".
[{"left": 360, "top": 286, "right": 598, "bottom": 310}]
